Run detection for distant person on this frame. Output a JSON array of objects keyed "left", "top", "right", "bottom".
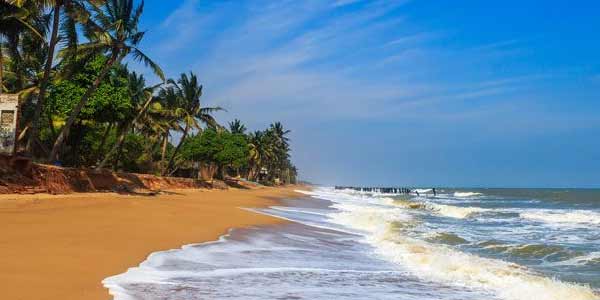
[
  {"left": 433, "top": 188, "right": 437, "bottom": 196},
  {"left": 416, "top": 190, "right": 420, "bottom": 196}
]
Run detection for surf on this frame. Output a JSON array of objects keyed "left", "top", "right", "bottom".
[{"left": 316, "top": 187, "right": 600, "bottom": 300}]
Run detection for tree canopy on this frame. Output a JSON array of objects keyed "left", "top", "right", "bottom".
[{"left": 0, "top": 0, "right": 298, "bottom": 185}]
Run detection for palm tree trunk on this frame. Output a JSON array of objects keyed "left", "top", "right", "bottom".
[
  {"left": 48, "top": 51, "right": 121, "bottom": 162},
  {"left": 96, "top": 93, "right": 154, "bottom": 170},
  {"left": 47, "top": 109, "right": 56, "bottom": 137},
  {"left": 160, "top": 131, "right": 169, "bottom": 174},
  {"left": 27, "top": 2, "right": 62, "bottom": 155},
  {"left": 166, "top": 124, "right": 189, "bottom": 175},
  {"left": 112, "top": 128, "right": 127, "bottom": 171},
  {"left": 96, "top": 123, "right": 127, "bottom": 170},
  {"left": 97, "top": 122, "right": 113, "bottom": 156},
  {"left": 161, "top": 133, "right": 168, "bottom": 160},
  {"left": 249, "top": 165, "right": 257, "bottom": 181}
]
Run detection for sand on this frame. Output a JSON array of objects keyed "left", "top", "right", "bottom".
[{"left": 0, "top": 186, "right": 303, "bottom": 300}]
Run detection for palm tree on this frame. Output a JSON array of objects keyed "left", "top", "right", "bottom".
[
  {"left": 95, "top": 71, "right": 161, "bottom": 170},
  {"left": 154, "top": 84, "right": 179, "bottom": 173},
  {"left": 269, "top": 122, "right": 290, "bottom": 146},
  {"left": 228, "top": 119, "right": 246, "bottom": 135},
  {"left": 164, "top": 72, "right": 222, "bottom": 175},
  {"left": 0, "top": 1, "right": 44, "bottom": 93},
  {"left": 247, "top": 130, "right": 274, "bottom": 181},
  {"left": 48, "top": 0, "right": 164, "bottom": 162},
  {"left": 1, "top": 2, "right": 51, "bottom": 153},
  {"left": 267, "top": 122, "right": 290, "bottom": 177},
  {"left": 24, "top": 0, "right": 103, "bottom": 155}
]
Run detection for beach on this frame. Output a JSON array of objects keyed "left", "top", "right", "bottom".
[
  {"left": 0, "top": 187, "right": 301, "bottom": 300},
  {"left": 103, "top": 187, "right": 600, "bottom": 300}
]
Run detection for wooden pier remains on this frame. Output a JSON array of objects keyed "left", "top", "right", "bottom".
[{"left": 334, "top": 186, "right": 413, "bottom": 194}]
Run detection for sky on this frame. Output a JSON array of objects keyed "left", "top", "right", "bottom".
[{"left": 131, "top": 0, "right": 600, "bottom": 188}]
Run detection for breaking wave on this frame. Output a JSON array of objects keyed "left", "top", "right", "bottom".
[
  {"left": 327, "top": 197, "right": 599, "bottom": 300},
  {"left": 454, "top": 192, "right": 483, "bottom": 197},
  {"left": 520, "top": 210, "right": 600, "bottom": 226}
]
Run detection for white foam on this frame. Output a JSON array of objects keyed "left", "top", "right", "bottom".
[
  {"left": 426, "top": 203, "right": 488, "bottom": 219},
  {"left": 520, "top": 210, "right": 600, "bottom": 226},
  {"left": 547, "top": 252, "right": 600, "bottom": 267},
  {"left": 317, "top": 188, "right": 600, "bottom": 300},
  {"left": 454, "top": 192, "right": 483, "bottom": 197}
]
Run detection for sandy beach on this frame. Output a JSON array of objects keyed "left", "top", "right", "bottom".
[{"left": 0, "top": 187, "right": 302, "bottom": 300}]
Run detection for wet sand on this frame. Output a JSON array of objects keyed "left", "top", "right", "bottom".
[{"left": 0, "top": 186, "right": 303, "bottom": 300}]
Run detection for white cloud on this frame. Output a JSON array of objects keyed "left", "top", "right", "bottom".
[{"left": 151, "top": 0, "right": 548, "bottom": 130}]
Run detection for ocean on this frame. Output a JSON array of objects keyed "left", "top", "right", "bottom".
[{"left": 104, "top": 187, "right": 600, "bottom": 300}]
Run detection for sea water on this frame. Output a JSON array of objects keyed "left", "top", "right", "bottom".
[{"left": 104, "top": 187, "right": 600, "bottom": 300}]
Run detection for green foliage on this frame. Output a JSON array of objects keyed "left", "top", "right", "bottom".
[
  {"left": 1, "top": 0, "right": 298, "bottom": 183},
  {"left": 118, "top": 133, "right": 155, "bottom": 173},
  {"left": 228, "top": 119, "right": 247, "bottom": 134},
  {"left": 181, "top": 129, "right": 249, "bottom": 169},
  {"left": 46, "top": 55, "right": 132, "bottom": 122},
  {"left": 217, "top": 133, "right": 249, "bottom": 169}
]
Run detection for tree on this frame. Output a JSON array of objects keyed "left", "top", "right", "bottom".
[
  {"left": 247, "top": 130, "right": 273, "bottom": 181},
  {"left": 164, "top": 72, "right": 222, "bottom": 175},
  {"left": 44, "top": 55, "right": 130, "bottom": 165},
  {"left": 181, "top": 129, "right": 248, "bottom": 180},
  {"left": 46, "top": 55, "right": 130, "bottom": 122},
  {"left": 48, "top": 0, "right": 164, "bottom": 162},
  {"left": 96, "top": 71, "right": 161, "bottom": 169},
  {"left": 25, "top": 0, "right": 102, "bottom": 155},
  {"left": 228, "top": 119, "right": 246, "bottom": 135}
]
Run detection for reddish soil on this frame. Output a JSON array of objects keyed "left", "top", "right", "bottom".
[{"left": 0, "top": 154, "right": 222, "bottom": 194}]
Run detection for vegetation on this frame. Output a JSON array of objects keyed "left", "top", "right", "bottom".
[{"left": 0, "top": 0, "right": 297, "bottom": 185}]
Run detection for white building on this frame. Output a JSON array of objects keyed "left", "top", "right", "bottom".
[{"left": 0, "top": 94, "right": 19, "bottom": 155}]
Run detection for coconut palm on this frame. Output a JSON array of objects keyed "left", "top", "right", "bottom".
[
  {"left": 95, "top": 71, "right": 161, "bottom": 170},
  {"left": 228, "top": 119, "right": 247, "bottom": 135},
  {"left": 0, "top": 2, "right": 52, "bottom": 152},
  {"left": 164, "top": 72, "right": 223, "bottom": 175},
  {"left": 48, "top": 0, "right": 164, "bottom": 162},
  {"left": 266, "top": 122, "right": 291, "bottom": 176},
  {"left": 247, "top": 130, "right": 274, "bottom": 181},
  {"left": 269, "top": 122, "right": 290, "bottom": 149},
  {"left": 0, "top": 1, "right": 45, "bottom": 93},
  {"left": 1, "top": 2, "right": 23, "bottom": 93},
  {"left": 22, "top": 0, "right": 104, "bottom": 154}
]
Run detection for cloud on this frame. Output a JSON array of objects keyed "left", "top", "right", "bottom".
[
  {"left": 151, "top": 1, "right": 551, "bottom": 126},
  {"left": 142, "top": 0, "right": 598, "bottom": 186},
  {"left": 333, "top": 0, "right": 362, "bottom": 7}
]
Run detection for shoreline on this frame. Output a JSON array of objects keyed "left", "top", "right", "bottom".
[{"left": 0, "top": 186, "right": 305, "bottom": 300}]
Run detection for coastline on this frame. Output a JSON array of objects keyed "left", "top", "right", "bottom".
[{"left": 0, "top": 186, "right": 304, "bottom": 300}]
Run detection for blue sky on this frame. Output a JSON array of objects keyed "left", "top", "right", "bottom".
[{"left": 133, "top": 0, "right": 600, "bottom": 187}]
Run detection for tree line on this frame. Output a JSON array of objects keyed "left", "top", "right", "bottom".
[{"left": 0, "top": 0, "right": 297, "bottom": 185}]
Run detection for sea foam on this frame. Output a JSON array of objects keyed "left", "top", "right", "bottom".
[
  {"left": 520, "top": 210, "right": 600, "bottom": 226},
  {"left": 320, "top": 188, "right": 600, "bottom": 300},
  {"left": 454, "top": 192, "right": 483, "bottom": 197}
]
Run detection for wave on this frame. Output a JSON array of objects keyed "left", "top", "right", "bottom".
[
  {"left": 372, "top": 236, "right": 598, "bottom": 300},
  {"left": 520, "top": 210, "right": 600, "bottom": 226},
  {"left": 388, "top": 197, "right": 487, "bottom": 219},
  {"left": 326, "top": 193, "right": 599, "bottom": 300},
  {"left": 562, "top": 252, "right": 600, "bottom": 266},
  {"left": 454, "top": 192, "right": 483, "bottom": 197},
  {"left": 426, "top": 232, "right": 469, "bottom": 245},
  {"left": 427, "top": 203, "right": 488, "bottom": 219},
  {"left": 498, "top": 244, "right": 582, "bottom": 261}
]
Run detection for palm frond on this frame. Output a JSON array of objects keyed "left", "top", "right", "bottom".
[{"left": 131, "top": 47, "right": 164, "bottom": 81}]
